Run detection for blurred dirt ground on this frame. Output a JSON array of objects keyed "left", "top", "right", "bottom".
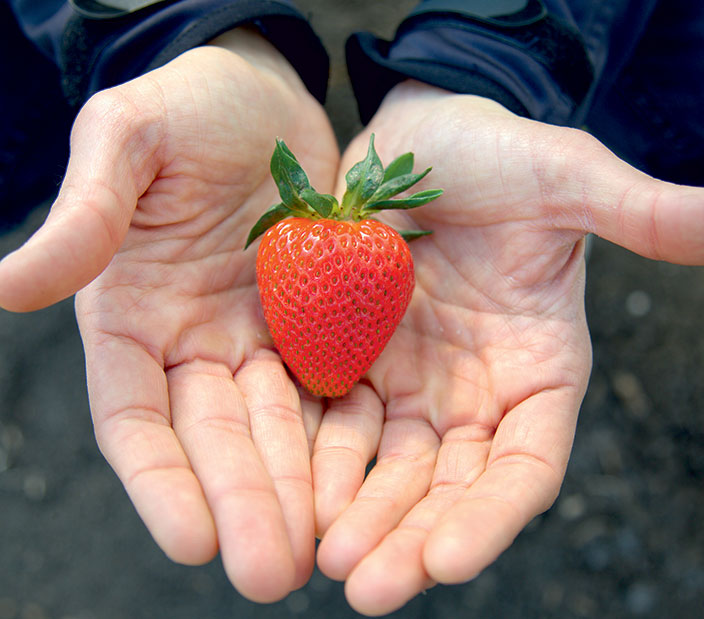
[{"left": 1, "top": 1, "right": 703, "bottom": 618}]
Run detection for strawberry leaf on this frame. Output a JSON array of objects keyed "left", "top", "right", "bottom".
[
  {"left": 300, "top": 188, "right": 337, "bottom": 218},
  {"left": 370, "top": 167, "right": 432, "bottom": 203},
  {"left": 244, "top": 202, "right": 291, "bottom": 249},
  {"left": 382, "top": 152, "right": 414, "bottom": 182},
  {"left": 342, "top": 133, "right": 384, "bottom": 214},
  {"left": 363, "top": 188, "right": 444, "bottom": 213},
  {"left": 270, "top": 138, "right": 311, "bottom": 210},
  {"left": 245, "top": 136, "right": 444, "bottom": 251},
  {"left": 398, "top": 229, "right": 433, "bottom": 242}
]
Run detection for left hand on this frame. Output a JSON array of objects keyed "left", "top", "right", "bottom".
[
  {"left": 311, "top": 81, "right": 704, "bottom": 615},
  {"left": 0, "top": 29, "right": 339, "bottom": 602}
]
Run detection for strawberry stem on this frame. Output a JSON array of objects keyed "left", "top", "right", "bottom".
[
  {"left": 244, "top": 134, "right": 444, "bottom": 248},
  {"left": 341, "top": 133, "right": 384, "bottom": 219}
]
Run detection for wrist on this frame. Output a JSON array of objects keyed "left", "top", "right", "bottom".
[
  {"left": 59, "top": 1, "right": 328, "bottom": 107},
  {"left": 208, "top": 26, "right": 311, "bottom": 102},
  {"left": 381, "top": 80, "right": 451, "bottom": 106},
  {"left": 346, "top": 0, "right": 593, "bottom": 126},
  {"left": 376, "top": 79, "right": 512, "bottom": 119}
]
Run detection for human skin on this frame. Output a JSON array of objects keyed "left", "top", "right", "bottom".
[
  {"left": 0, "top": 28, "right": 339, "bottom": 603},
  {"left": 311, "top": 81, "right": 704, "bottom": 615},
  {"left": 1, "top": 31, "right": 703, "bottom": 613}
]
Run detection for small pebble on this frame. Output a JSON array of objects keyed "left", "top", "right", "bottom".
[
  {"left": 557, "top": 494, "right": 587, "bottom": 521},
  {"left": 23, "top": 473, "right": 47, "bottom": 501},
  {"left": 541, "top": 581, "right": 564, "bottom": 610},
  {"left": 308, "top": 570, "right": 332, "bottom": 593},
  {"left": 582, "top": 538, "right": 612, "bottom": 571},
  {"left": 611, "top": 371, "right": 650, "bottom": 419},
  {"left": 21, "top": 603, "right": 47, "bottom": 619},
  {"left": 59, "top": 612, "right": 97, "bottom": 619},
  {"left": 22, "top": 550, "right": 44, "bottom": 573},
  {"left": 189, "top": 572, "right": 215, "bottom": 595},
  {"left": 1, "top": 424, "right": 24, "bottom": 452},
  {"left": 625, "top": 581, "right": 657, "bottom": 615},
  {"left": 592, "top": 429, "right": 624, "bottom": 474},
  {"left": 567, "top": 591, "right": 597, "bottom": 617},
  {"left": 285, "top": 591, "right": 309, "bottom": 614},
  {"left": 625, "top": 290, "right": 652, "bottom": 317},
  {"left": 0, "top": 597, "right": 18, "bottom": 619}
]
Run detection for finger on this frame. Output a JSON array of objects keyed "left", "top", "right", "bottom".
[
  {"left": 299, "top": 389, "right": 324, "bottom": 456},
  {"left": 168, "top": 359, "right": 296, "bottom": 603},
  {"left": 0, "top": 88, "right": 162, "bottom": 312},
  {"left": 235, "top": 350, "right": 315, "bottom": 590},
  {"left": 343, "top": 422, "right": 494, "bottom": 615},
  {"left": 346, "top": 524, "right": 435, "bottom": 616},
  {"left": 543, "top": 128, "right": 704, "bottom": 265},
  {"left": 345, "top": 387, "right": 578, "bottom": 614},
  {"left": 311, "top": 383, "right": 384, "bottom": 536},
  {"left": 423, "top": 387, "right": 580, "bottom": 584},
  {"left": 84, "top": 334, "right": 218, "bottom": 566},
  {"left": 316, "top": 418, "right": 439, "bottom": 581}
]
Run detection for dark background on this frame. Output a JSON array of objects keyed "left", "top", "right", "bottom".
[{"left": 1, "top": 1, "right": 703, "bottom": 617}]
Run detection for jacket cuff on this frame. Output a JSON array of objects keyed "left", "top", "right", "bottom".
[
  {"left": 60, "top": 0, "right": 329, "bottom": 106},
  {"left": 346, "top": 0, "right": 593, "bottom": 125}
]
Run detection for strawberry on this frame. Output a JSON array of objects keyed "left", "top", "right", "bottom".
[{"left": 245, "top": 135, "right": 442, "bottom": 398}]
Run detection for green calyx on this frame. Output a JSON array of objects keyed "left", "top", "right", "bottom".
[{"left": 244, "top": 134, "right": 443, "bottom": 249}]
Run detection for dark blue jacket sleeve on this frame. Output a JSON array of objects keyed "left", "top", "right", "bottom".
[
  {"left": 8, "top": 0, "right": 329, "bottom": 106},
  {"left": 345, "top": 0, "right": 657, "bottom": 126}
]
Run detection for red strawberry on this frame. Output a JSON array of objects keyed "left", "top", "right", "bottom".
[{"left": 246, "top": 135, "right": 442, "bottom": 398}]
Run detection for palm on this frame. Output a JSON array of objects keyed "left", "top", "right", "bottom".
[
  {"left": 373, "top": 192, "right": 588, "bottom": 422},
  {"left": 77, "top": 45, "right": 313, "bottom": 374},
  {"left": 313, "top": 83, "right": 704, "bottom": 615}
]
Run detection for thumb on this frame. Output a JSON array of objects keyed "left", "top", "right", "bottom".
[
  {"left": 546, "top": 129, "right": 704, "bottom": 265},
  {"left": 0, "top": 89, "right": 162, "bottom": 312}
]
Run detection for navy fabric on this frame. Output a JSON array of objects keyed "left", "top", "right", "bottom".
[
  {"left": 347, "top": 7, "right": 595, "bottom": 126},
  {"left": 585, "top": 0, "right": 704, "bottom": 186},
  {"left": 346, "top": 0, "right": 704, "bottom": 185},
  {"left": 7, "top": 0, "right": 329, "bottom": 106},
  {"left": 347, "top": 0, "right": 634, "bottom": 126},
  {"left": 1, "top": 2, "right": 73, "bottom": 231}
]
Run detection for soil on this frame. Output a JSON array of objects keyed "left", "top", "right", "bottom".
[{"left": 1, "top": 1, "right": 703, "bottom": 618}]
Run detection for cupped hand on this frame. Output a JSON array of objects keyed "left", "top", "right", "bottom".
[
  {"left": 0, "top": 29, "right": 338, "bottom": 602},
  {"left": 312, "top": 81, "right": 704, "bottom": 615}
]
